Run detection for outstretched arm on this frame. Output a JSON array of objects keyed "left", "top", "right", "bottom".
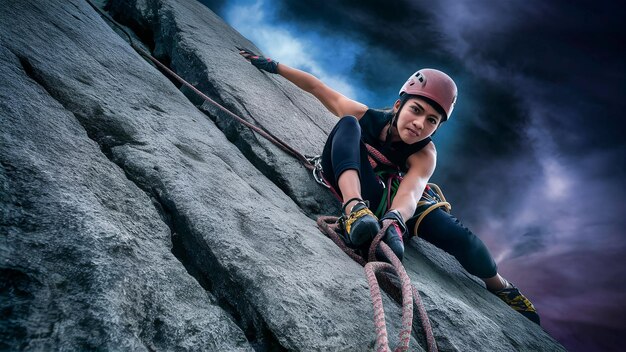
[
  {"left": 277, "top": 64, "right": 368, "bottom": 118},
  {"left": 391, "top": 143, "right": 437, "bottom": 221},
  {"left": 239, "top": 49, "right": 367, "bottom": 118}
]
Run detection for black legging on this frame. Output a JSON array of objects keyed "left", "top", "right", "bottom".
[{"left": 322, "top": 116, "right": 497, "bottom": 278}]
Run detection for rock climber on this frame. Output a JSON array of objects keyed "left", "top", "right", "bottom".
[{"left": 240, "top": 48, "right": 540, "bottom": 325}]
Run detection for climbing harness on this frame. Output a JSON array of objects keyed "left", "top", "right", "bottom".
[
  {"left": 85, "top": 1, "right": 439, "bottom": 350},
  {"left": 312, "top": 141, "right": 451, "bottom": 235}
]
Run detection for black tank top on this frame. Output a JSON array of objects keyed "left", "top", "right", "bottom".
[{"left": 358, "top": 108, "right": 432, "bottom": 172}]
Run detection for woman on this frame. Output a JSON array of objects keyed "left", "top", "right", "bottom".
[{"left": 240, "top": 49, "right": 540, "bottom": 325}]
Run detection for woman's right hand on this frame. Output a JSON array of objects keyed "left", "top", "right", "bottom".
[{"left": 238, "top": 47, "right": 279, "bottom": 74}]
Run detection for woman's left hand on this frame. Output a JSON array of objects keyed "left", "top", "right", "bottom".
[{"left": 379, "top": 210, "right": 407, "bottom": 261}]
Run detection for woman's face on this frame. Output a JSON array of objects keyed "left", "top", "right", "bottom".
[{"left": 393, "top": 97, "right": 442, "bottom": 144}]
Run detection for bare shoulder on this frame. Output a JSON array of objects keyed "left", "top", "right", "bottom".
[
  {"left": 311, "top": 83, "right": 368, "bottom": 118},
  {"left": 406, "top": 141, "right": 437, "bottom": 177},
  {"left": 336, "top": 96, "right": 368, "bottom": 119}
]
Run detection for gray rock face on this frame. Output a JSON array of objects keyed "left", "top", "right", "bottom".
[
  {"left": 107, "top": 0, "right": 340, "bottom": 219},
  {"left": 0, "top": 38, "right": 250, "bottom": 352},
  {"left": 0, "top": 0, "right": 565, "bottom": 351}
]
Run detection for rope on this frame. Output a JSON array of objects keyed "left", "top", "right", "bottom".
[
  {"left": 316, "top": 217, "right": 438, "bottom": 352},
  {"left": 85, "top": 0, "right": 314, "bottom": 171},
  {"left": 365, "top": 144, "right": 397, "bottom": 169},
  {"left": 412, "top": 202, "right": 450, "bottom": 236},
  {"left": 411, "top": 184, "right": 451, "bottom": 236}
]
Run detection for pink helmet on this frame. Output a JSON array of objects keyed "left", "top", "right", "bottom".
[{"left": 399, "top": 68, "right": 458, "bottom": 120}]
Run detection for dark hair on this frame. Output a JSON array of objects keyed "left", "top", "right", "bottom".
[{"left": 400, "top": 93, "right": 447, "bottom": 121}]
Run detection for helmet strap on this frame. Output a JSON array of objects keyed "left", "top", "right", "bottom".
[
  {"left": 384, "top": 97, "right": 409, "bottom": 148},
  {"left": 384, "top": 120, "right": 394, "bottom": 148}
]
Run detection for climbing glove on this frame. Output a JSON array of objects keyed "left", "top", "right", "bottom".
[
  {"left": 237, "top": 47, "right": 279, "bottom": 74},
  {"left": 377, "top": 209, "right": 407, "bottom": 262}
]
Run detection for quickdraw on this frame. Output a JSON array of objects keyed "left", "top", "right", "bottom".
[{"left": 306, "top": 155, "right": 329, "bottom": 189}]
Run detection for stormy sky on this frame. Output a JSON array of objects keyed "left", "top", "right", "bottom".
[{"left": 199, "top": 0, "right": 625, "bottom": 350}]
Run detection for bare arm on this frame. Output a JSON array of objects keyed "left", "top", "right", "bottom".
[
  {"left": 238, "top": 48, "right": 369, "bottom": 118},
  {"left": 276, "top": 64, "right": 368, "bottom": 118},
  {"left": 390, "top": 143, "right": 437, "bottom": 221}
]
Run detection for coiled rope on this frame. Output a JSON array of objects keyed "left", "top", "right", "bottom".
[
  {"left": 86, "top": 1, "right": 438, "bottom": 350},
  {"left": 317, "top": 217, "right": 437, "bottom": 352}
]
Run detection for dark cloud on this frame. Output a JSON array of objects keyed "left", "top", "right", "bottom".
[
  {"left": 275, "top": 0, "right": 447, "bottom": 61},
  {"left": 432, "top": 0, "right": 626, "bottom": 153},
  {"left": 275, "top": 0, "right": 626, "bottom": 151},
  {"left": 509, "top": 226, "right": 548, "bottom": 259}
]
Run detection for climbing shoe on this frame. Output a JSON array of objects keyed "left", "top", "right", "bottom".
[
  {"left": 492, "top": 283, "right": 541, "bottom": 325},
  {"left": 342, "top": 199, "right": 380, "bottom": 247},
  {"left": 376, "top": 210, "right": 406, "bottom": 262}
]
